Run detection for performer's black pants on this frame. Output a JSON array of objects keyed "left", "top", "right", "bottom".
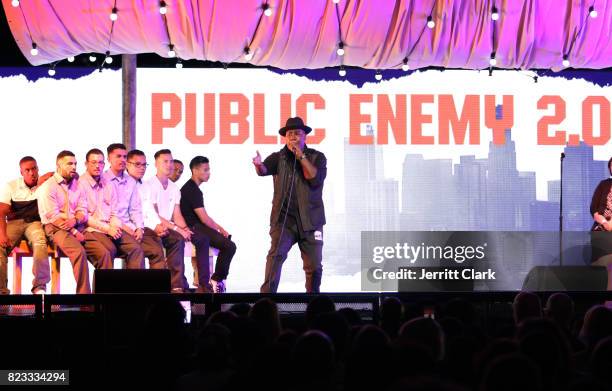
[{"left": 261, "top": 214, "right": 323, "bottom": 293}]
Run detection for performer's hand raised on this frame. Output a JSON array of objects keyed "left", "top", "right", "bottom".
[{"left": 252, "top": 150, "right": 262, "bottom": 166}]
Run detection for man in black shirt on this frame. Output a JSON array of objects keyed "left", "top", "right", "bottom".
[
  {"left": 252, "top": 117, "right": 327, "bottom": 293},
  {"left": 180, "top": 156, "right": 236, "bottom": 293}
]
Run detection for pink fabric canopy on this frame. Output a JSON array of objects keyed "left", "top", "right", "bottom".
[{"left": 3, "top": 0, "right": 612, "bottom": 71}]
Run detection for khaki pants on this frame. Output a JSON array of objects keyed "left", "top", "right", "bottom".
[
  {"left": 44, "top": 225, "right": 91, "bottom": 294},
  {"left": 0, "top": 219, "right": 50, "bottom": 294}
]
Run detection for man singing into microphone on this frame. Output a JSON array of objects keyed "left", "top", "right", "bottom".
[{"left": 252, "top": 117, "right": 327, "bottom": 293}]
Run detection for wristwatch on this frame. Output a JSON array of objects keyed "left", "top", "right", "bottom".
[{"left": 299, "top": 154, "right": 307, "bottom": 161}]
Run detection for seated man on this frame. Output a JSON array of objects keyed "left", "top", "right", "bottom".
[
  {"left": 0, "top": 156, "right": 51, "bottom": 294},
  {"left": 78, "top": 148, "right": 144, "bottom": 270},
  {"left": 128, "top": 149, "right": 188, "bottom": 292},
  {"left": 37, "top": 151, "right": 92, "bottom": 294},
  {"left": 104, "top": 144, "right": 168, "bottom": 273},
  {"left": 169, "top": 159, "right": 184, "bottom": 183},
  {"left": 180, "top": 156, "right": 236, "bottom": 293}
]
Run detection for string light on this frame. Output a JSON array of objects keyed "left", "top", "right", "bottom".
[
  {"left": 402, "top": 57, "right": 409, "bottom": 71},
  {"left": 67, "top": 56, "right": 75, "bottom": 63},
  {"left": 105, "top": 51, "right": 113, "bottom": 64},
  {"left": 244, "top": 47, "right": 253, "bottom": 61},
  {"left": 48, "top": 64, "right": 56, "bottom": 76},
  {"left": 338, "top": 66, "right": 346, "bottom": 77},
  {"left": 333, "top": 0, "right": 340, "bottom": 3},
  {"left": 159, "top": 1, "right": 168, "bottom": 15},
  {"left": 489, "top": 52, "right": 497, "bottom": 66},
  {"left": 30, "top": 43, "right": 38, "bottom": 56},
  {"left": 89, "top": 54, "right": 97, "bottom": 62},
  {"left": 374, "top": 70, "right": 382, "bottom": 81},
  {"left": 262, "top": 3, "right": 272, "bottom": 17},
  {"left": 427, "top": 15, "right": 435, "bottom": 29},
  {"left": 11, "top": 0, "right": 20, "bottom": 7},
  {"left": 110, "top": 7, "right": 118, "bottom": 21},
  {"left": 562, "top": 54, "right": 570, "bottom": 67},
  {"left": 491, "top": 6, "right": 499, "bottom": 21},
  {"left": 337, "top": 42, "right": 345, "bottom": 56},
  {"left": 589, "top": 6, "right": 597, "bottom": 18},
  {"left": 176, "top": 58, "right": 183, "bottom": 68},
  {"left": 167, "top": 44, "right": 176, "bottom": 57}
]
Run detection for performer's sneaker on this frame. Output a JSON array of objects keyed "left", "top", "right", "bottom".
[{"left": 210, "top": 279, "right": 226, "bottom": 293}]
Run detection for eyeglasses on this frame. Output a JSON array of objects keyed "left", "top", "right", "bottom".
[{"left": 127, "top": 162, "right": 149, "bottom": 168}]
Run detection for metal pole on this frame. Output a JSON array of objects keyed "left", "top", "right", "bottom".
[{"left": 122, "top": 54, "right": 137, "bottom": 149}]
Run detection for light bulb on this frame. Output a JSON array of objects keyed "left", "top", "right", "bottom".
[
  {"left": 427, "top": 16, "right": 435, "bottom": 28},
  {"left": 491, "top": 7, "right": 499, "bottom": 21},
  {"left": 67, "top": 56, "right": 75, "bottom": 62}
]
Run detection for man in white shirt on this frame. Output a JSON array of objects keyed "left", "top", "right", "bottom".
[
  {"left": 0, "top": 156, "right": 51, "bottom": 294},
  {"left": 140, "top": 149, "right": 191, "bottom": 292},
  {"left": 37, "top": 151, "right": 91, "bottom": 294},
  {"left": 78, "top": 149, "right": 144, "bottom": 270}
]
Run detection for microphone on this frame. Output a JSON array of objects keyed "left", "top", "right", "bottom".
[{"left": 560, "top": 152, "right": 565, "bottom": 160}]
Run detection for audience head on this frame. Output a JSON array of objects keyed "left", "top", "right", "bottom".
[
  {"left": 513, "top": 291, "right": 542, "bottom": 325},
  {"left": 544, "top": 292, "right": 574, "bottom": 329},
  {"left": 399, "top": 317, "right": 445, "bottom": 361},
  {"left": 579, "top": 305, "right": 612, "bottom": 349},
  {"left": 306, "top": 295, "right": 335, "bottom": 325}
]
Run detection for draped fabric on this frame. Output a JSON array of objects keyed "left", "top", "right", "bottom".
[{"left": 3, "top": 0, "right": 612, "bottom": 70}]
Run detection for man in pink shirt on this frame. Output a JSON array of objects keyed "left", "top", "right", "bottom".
[
  {"left": 78, "top": 149, "right": 144, "bottom": 270},
  {"left": 37, "top": 151, "right": 91, "bottom": 294}
]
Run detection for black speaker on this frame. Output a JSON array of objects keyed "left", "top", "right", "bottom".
[
  {"left": 522, "top": 266, "right": 608, "bottom": 291},
  {"left": 93, "top": 269, "right": 171, "bottom": 293}
]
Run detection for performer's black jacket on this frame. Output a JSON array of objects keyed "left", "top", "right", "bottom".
[{"left": 262, "top": 145, "right": 327, "bottom": 231}]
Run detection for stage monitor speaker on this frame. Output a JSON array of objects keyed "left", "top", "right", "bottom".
[
  {"left": 522, "top": 266, "right": 608, "bottom": 291},
  {"left": 93, "top": 269, "right": 171, "bottom": 293}
]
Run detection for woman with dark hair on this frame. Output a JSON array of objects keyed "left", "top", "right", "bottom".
[{"left": 591, "top": 157, "right": 612, "bottom": 288}]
